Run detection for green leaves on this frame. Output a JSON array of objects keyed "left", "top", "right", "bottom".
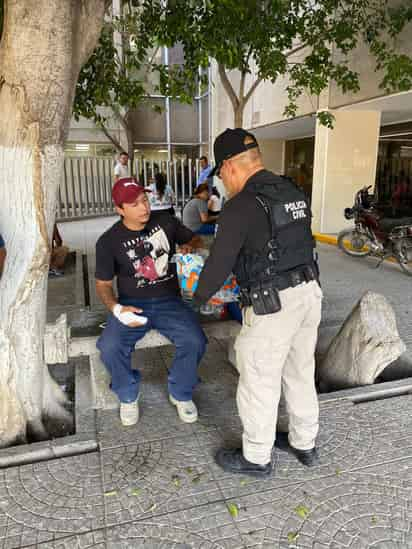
[
  {"left": 294, "top": 505, "right": 310, "bottom": 519},
  {"left": 73, "top": 0, "right": 412, "bottom": 131},
  {"left": 317, "top": 111, "right": 335, "bottom": 129},
  {"left": 172, "top": 475, "right": 181, "bottom": 488},
  {"left": 287, "top": 531, "right": 299, "bottom": 544},
  {"left": 227, "top": 502, "right": 239, "bottom": 518}
]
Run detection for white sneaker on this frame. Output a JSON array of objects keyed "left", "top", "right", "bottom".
[
  {"left": 120, "top": 397, "right": 139, "bottom": 426},
  {"left": 169, "top": 394, "right": 198, "bottom": 423}
]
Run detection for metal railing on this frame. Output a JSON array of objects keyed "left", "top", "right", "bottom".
[{"left": 57, "top": 157, "right": 202, "bottom": 221}]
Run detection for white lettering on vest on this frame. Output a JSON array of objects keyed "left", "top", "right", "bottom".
[
  {"left": 292, "top": 209, "right": 307, "bottom": 219},
  {"left": 284, "top": 201, "right": 307, "bottom": 219}
]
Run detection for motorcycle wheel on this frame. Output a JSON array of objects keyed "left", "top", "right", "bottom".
[
  {"left": 397, "top": 238, "right": 412, "bottom": 276},
  {"left": 337, "top": 229, "right": 372, "bottom": 257}
]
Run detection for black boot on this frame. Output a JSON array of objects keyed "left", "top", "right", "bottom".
[
  {"left": 215, "top": 448, "right": 272, "bottom": 478},
  {"left": 274, "top": 432, "right": 319, "bottom": 467}
]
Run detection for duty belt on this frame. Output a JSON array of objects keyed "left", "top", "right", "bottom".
[{"left": 239, "top": 265, "right": 317, "bottom": 307}]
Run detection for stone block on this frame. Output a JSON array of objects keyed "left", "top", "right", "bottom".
[{"left": 318, "top": 291, "right": 406, "bottom": 391}]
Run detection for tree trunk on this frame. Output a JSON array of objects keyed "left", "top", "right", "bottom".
[
  {"left": 0, "top": 0, "right": 107, "bottom": 448},
  {"left": 127, "top": 129, "right": 135, "bottom": 177},
  {"left": 234, "top": 104, "right": 244, "bottom": 128}
]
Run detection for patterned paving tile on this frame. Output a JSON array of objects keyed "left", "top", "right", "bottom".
[
  {"left": 36, "top": 529, "right": 106, "bottom": 548},
  {"left": 96, "top": 403, "right": 197, "bottom": 450},
  {"left": 101, "top": 434, "right": 222, "bottom": 527},
  {"left": 0, "top": 454, "right": 104, "bottom": 549},
  {"left": 350, "top": 394, "right": 412, "bottom": 467},
  {"left": 105, "top": 502, "right": 244, "bottom": 548},
  {"left": 226, "top": 458, "right": 412, "bottom": 548},
  {"left": 193, "top": 399, "right": 379, "bottom": 500}
]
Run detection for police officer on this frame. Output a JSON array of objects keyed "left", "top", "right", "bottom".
[{"left": 193, "top": 128, "right": 322, "bottom": 477}]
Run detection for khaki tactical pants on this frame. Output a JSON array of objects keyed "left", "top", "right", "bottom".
[{"left": 234, "top": 280, "right": 322, "bottom": 465}]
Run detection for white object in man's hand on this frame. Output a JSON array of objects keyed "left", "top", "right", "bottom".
[{"left": 113, "top": 304, "right": 148, "bottom": 327}]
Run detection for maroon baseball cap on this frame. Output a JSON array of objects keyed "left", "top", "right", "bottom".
[{"left": 112, "top": 177, "right": 150, "bottom": 207}]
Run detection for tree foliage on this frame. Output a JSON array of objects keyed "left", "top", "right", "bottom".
[
  {"left": 73, "top": 1, "right": 197, "bottom": 163},
  {"left": 73, "top": 5, "right": 153, "bottom": 160},
  {"left": 71, "top": 0, "right": 412, "bottom": 136},
  {"left": 146, "top": 0, "right": 412, "bottom": 127}
]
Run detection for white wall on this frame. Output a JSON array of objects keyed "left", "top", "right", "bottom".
[{"left": 311, "top": 110, "right": 381, "bottom": 234}]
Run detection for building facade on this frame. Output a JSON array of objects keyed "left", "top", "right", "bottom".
[
  {"left": 210, "top": 19, "right": 412, "bottom": 234},
  {"left": 67, "top": 44, "right": 211, "bottom": 172}
]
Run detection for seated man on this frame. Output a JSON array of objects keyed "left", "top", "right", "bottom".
[
  {"left": 182, "top": 182, "right": 217, "bottom": 235},
  {"left": 95, "top": 177, "right": 207, "bottom": 426}
]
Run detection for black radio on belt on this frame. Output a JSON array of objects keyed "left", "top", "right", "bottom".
[{"left": 249, "top": 281, "right": 282, "bottom": 315}]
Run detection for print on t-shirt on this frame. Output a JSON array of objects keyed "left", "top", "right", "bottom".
[{"left": 123, "top": 224, "right": 171, "bottom": 287}]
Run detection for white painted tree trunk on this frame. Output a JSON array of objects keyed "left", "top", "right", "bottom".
[
  {"left": 0, "top": 0, "right": 107, "bottom": 447},
  {"left": 0, "top": 143, "right": 68, "bottom": 445}
]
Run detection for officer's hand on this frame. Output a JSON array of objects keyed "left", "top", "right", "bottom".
[{"left": 177, "top": 244, "right": 193, "bottom": 254}]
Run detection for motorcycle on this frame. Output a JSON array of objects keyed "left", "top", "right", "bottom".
[{"left": 337, "top": 186, "right": 412, "bottom": 276}]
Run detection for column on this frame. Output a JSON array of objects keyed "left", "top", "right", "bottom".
[
  {"left": 259, "top": 139, "right": 286, "bottom": 175},
  {"left": 311, "top": 110, "right": 381, "bottom": 234}
]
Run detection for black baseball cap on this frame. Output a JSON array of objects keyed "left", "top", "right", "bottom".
[{"left": 210, "top": 128, "right": 259, "bottom": 176}]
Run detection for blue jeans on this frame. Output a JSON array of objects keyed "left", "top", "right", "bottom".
[
  {"left": 226, "top": 301, "right": 242, "bottom": 323},
  {"left": 97, "top": 296, "right": 207, "bottom": 403},
  {"left": 196, "top": 223, "right": 215, "bottom": 235}
]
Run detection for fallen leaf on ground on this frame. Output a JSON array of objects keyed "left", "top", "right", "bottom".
[
  {"left": 287, "top": 532, "right": 299, "bottom": 543},
  {"left": 294, "top": 505, "right": 310, "bottom": 519},
  {"left": 172, "top": 475, "right": 181, "bottom": 487},
  {"left": 227, "top": 502, "right": 239, "bottom": 518},
  {"left": 104, "top": 490, "right": 117, "bottom": 497},
  {"left": 131, "top": 488, "right": 141, "bottom": 496}
]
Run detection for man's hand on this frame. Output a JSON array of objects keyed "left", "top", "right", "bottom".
[{"left": 113, "top": 304, "right": 147, "bottom": 328}]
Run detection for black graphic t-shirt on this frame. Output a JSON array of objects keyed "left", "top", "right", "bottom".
[{"left": 95, "top": 212, "right": 194, "bottom": 299}]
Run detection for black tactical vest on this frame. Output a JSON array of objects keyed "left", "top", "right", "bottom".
[{"left": 234, "top": 173, "right": 316, "bottom": 289}]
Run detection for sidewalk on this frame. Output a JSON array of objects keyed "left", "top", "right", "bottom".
[{"left": 1, "top": 243, "right": 412, "bottom": 548}]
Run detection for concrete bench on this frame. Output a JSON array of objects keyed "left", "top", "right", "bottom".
[{"left": 45, "top": 313, "right": 241, "bottom": 409}]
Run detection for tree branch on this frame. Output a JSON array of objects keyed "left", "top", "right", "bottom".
[
  {"left": 285, "top": 43, "right": 307, "bottom": 58},
  {"left": 98, "top": 122, "right": 123, "bottom": 152},
  {"left": 244, "top": 77, "right": 263, "bottom": 105},
  {"left": 112, "top": 105, "right": 130, "bottom": 133},
  {"left": 218, "top": 63, "right": 239, "bottom": 111},
  {"left": 239, "top": 70, "right": 246, "bottom": 104}
]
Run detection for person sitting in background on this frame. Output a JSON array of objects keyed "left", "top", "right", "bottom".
[
  {"left": 183, "top": 183, "right": 217, "bottom": 235},
  {"left": 0, "top": 233, "right": 6, "bottom": 277},
  {"left": 208, "top": 186, "right": 222, "bottom": 217},
  {"left": 49, "top": 223, "right": 69, "bottom": 277},
  {"left": 149, "top": 172, "right": 175, "bottom": 215}
]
